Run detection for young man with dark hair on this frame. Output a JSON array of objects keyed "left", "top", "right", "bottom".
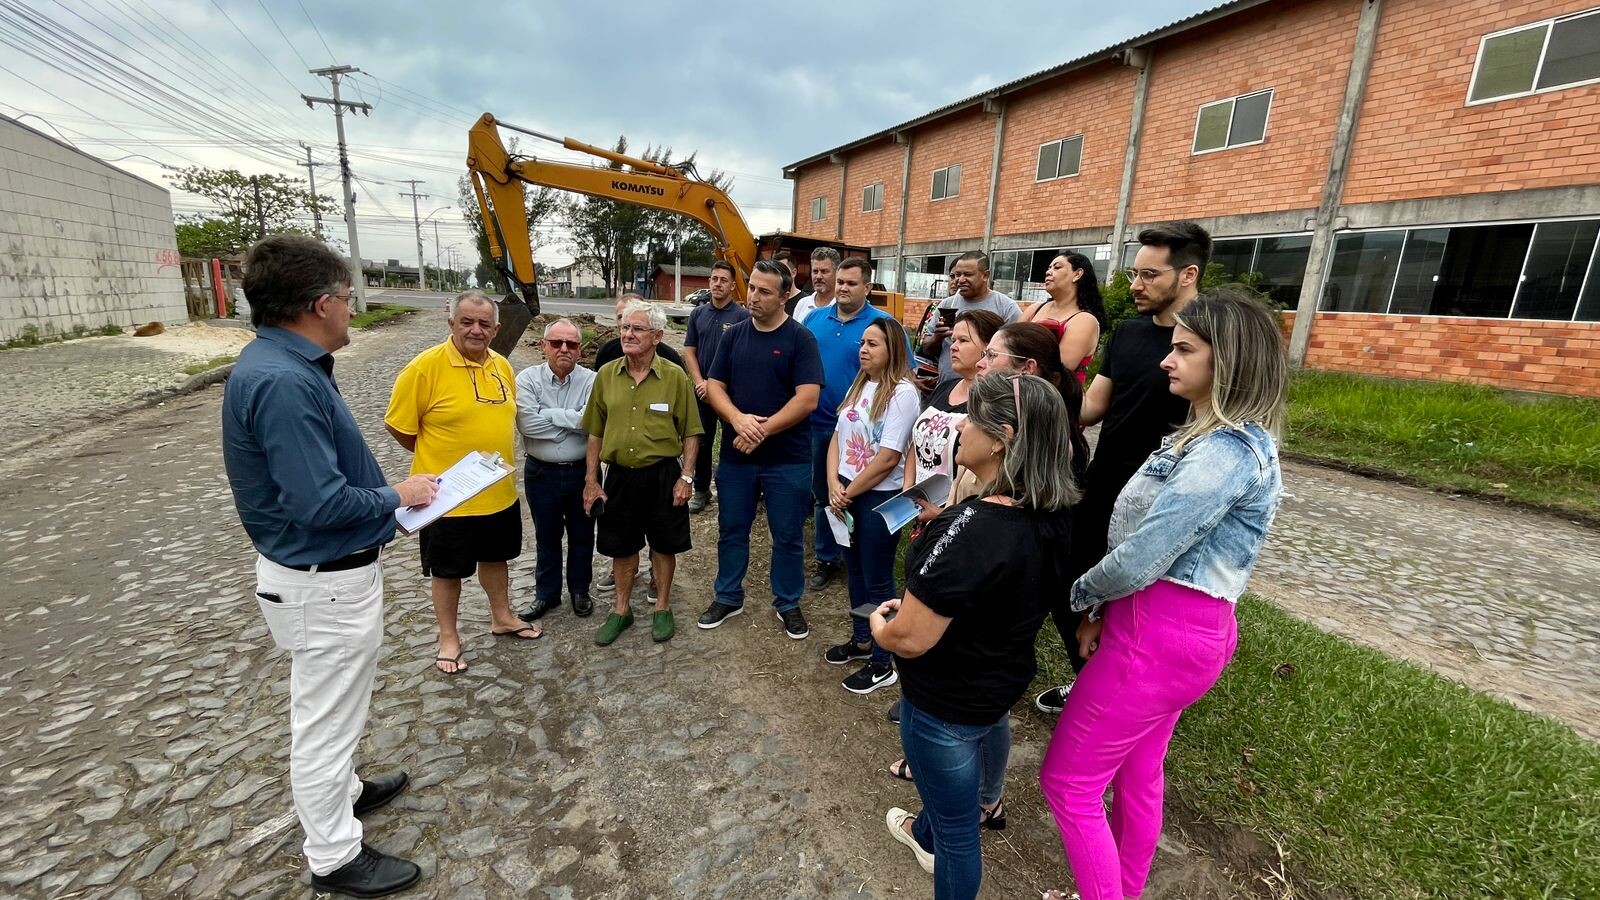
[
  {"left": 698, "top": 259, "right": 824, "bottom": 639},
  {"left": 224, "top": 235, "right": 440, "bottom": 897},
  {"left": 682, "top": 261, "right": 749, "bottom": 513},
  {"left": 1035, "top": 220, "right": 1213, "bottom": 714},
  {"left": 773, "top": 250, "right": 806, "bottom": 315}
]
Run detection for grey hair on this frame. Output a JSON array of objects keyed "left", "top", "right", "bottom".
[
  {"left": 619, "top": 299, "right": 666, "bottom": 332},
  {"left": 542, "top": 317, "right": 580, "bottom": 340},
  {"left": 810, "top": 246, "right": 842, "bottom": 266},
  {"left": 966, "top": 373, "right": 1079, "bottom": 512},
  {"left": 448, "top": 289, "right": 498, "bottom": 324}
]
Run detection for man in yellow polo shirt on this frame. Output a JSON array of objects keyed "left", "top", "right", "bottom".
[
  {"left": 385, "top": 290, "right": 533, "bottom": 675},
  {"left": 581, "top": 299, "right": 701, "bottom": 646}
]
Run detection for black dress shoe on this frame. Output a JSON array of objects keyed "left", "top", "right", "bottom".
[
  {"left": 571, "top": 593, "right": 594, "bottom": 618},
  {"left": 353, "top": 771, "right": 409, "bottom": 816},
  {"left": 310, "top": 844, "right": 421, "bottom": 898},
  {"left": 517, "top": 597, "right": 561, "bottom": 622}
]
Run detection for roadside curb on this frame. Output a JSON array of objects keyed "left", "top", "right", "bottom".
[
  {"left": 1281, "top": 449, "right": 1600, "bottom": 531},
  {"left": 139, "top": 362, "right": 236, "bottom": 409}
]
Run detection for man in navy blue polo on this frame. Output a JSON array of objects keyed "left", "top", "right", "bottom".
[
  {"left": 223, "top": 235, "right": 441, "bottom": 898},
  {"left": 682, "top": 261, "right": 749, "bottom": 513},
  {"left": 697, "top": 259, "right": 824, "bottom": 639},
  {"left": 800, "top": 256, "right": 895, "bottom": 589}
]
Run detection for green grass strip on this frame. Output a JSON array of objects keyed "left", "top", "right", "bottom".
[
  {"left": 1038, "top": 596, "right": 1600, "bottom": 898},
  {"left": 350, "top": 303, "right": 415, "bottom": 329},
  {"left": 1285, "top": 370, "right": 1600, "bottom": 518},
  {"left": 182, "top": 355, "right": 236, "bottom": 376}
]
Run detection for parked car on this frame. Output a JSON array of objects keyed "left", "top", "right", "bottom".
[{"left": 685, "top": 288, "right": 712, "bottom": 305}]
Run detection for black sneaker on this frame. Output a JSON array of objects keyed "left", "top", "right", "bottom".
[
  {"left": 806, "top": 560, "right": 840, "bottom": 590},
  {"left": 310, "top": 844, "right": 421, "bottom": 898},
  {"left": 1034, "top": 684, "right": 1072, "bottom": 714},
  {"left": 886, "top": 697, "right": 902, "bottom": 723},
  {"left": 825, "top": 640, "right": 872, "bottom": 665},
  {"left": 696, "top": 602, "right": 744, "bottom": 630},
  {"left": 843, "top": 661, "right": 898, "bottom": 695},
  {"left": 777, "top": 607, "right": 809, "bottom": 639}
]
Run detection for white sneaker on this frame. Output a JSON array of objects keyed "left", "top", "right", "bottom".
[{"left": 886, "top": 807, "right": 934, "bottom": 874}]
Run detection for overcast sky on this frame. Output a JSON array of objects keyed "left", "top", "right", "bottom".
[{"left": 1, "top": 0, "right": 1216, "bottom": 268}]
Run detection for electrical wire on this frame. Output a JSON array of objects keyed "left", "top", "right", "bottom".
[
  {"left": 295, "top": 0, "right": 335, "bottom": 63},
  {"left": 206, "top": 0, "right": 306, "bottom": 95},
  {"left": 254, "top": 0, "right": 311, "bottom": 72}
]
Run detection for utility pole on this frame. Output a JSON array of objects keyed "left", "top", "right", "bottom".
[
  {"left": 433, "top": 220, "right": 442, "bottom": 294},
  {"left": 303, "top": 65, "right": 373, "bottom": 312},
  {"left": 298, "top": 143, "right": 329, "bottom": 240},
  {"left": 250, "top": 176, "right": 266, "bottom": 238},
  {"left": 399, "top": 180, "right": 428, "bottom": 292}
]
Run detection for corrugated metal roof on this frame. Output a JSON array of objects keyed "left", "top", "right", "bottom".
[{"left": 783, "top": 0, "right": 1276, "bottom": 173}]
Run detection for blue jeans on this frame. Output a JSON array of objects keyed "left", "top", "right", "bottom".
[
  {"left": 714, "top": 459, "right": 811, "bottom": 612},
  {"left": 840, "top": 483, "right": 899, "bottom": 666},
  {"left": 810, "top": 428, "right": 841, "bottom": 566},
  {"left": 524, "top": 458, "right": 594, "bottom": 603},
  {"left": 899, "top": 697, "right": 1012, "bottom": 900}
]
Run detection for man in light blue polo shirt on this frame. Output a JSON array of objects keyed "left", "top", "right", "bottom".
[{"left": 802, "top": 256, "right": 895, "bottom": 590}]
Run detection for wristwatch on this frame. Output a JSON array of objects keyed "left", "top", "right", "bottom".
[{"left": 679, "top": 474, "right": 694, "bottom": 485}]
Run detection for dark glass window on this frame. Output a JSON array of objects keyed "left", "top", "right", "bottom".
[
  {"left": 1514, "top": 220, "right": 1600, "bottom": 320},
  {"left": 1576, "top": 245, "right": 1600, "bottom": 322},
  {"left": 1432, "top": 224, "right": 1534, "bottom": 318},
  {"left": 1322, "top": 231, "right": 1404, "bottom": 312},
  {"left": 1253, "top": 236, "right": 1312, "bottom": 307},
  {"left": 1210, "top": 239, "right": 1256, "bottom": 280},
  {"left": 1388, "top": 228, "right": 1450, "bottom": 315},
  {"left": 1536, "top": 11, "right": 1600, "bottom": 91}
]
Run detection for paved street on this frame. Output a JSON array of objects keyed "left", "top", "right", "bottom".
[{"left": 1, "top": 308, "right": 1595, "bottom": 898}]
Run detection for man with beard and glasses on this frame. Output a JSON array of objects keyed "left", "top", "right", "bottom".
[{"left": 1033, "top": 221, "right": 1212, "bottom": 715}]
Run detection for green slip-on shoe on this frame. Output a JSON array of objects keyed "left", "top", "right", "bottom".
[
  {"left": 651, "top": 610, "right": 675, "bottom": 643},
  {"left": 595, "top": 611, "right": 634, "bottom": 646}
]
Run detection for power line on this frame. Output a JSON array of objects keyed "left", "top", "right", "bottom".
[
  {"left": 206, "top": 0, "right": 305, "bottom": 95},
  {"left": 254, "top": 0, "right": 311, "bottom": 71},
  {"left": 295, "top": 0, "right": 335, "bottom": 62},
  {"left": 0, "top": 66, "right": 202, "bottom": 167}
]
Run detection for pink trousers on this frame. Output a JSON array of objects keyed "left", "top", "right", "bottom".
[{"left": 1038, "top": 579, "right": 1238, "bottom": 900}]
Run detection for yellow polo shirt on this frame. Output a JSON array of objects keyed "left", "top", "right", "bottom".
[{"left": 384, "top": 338, "right": 518, "bottom": 517}]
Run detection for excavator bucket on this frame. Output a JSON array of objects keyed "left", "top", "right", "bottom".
[{"left": 492, "top": 291, "right": 534, "bottom": 357}]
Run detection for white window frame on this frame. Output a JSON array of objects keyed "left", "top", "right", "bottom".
[
  {"left": 1465, "top": 8, "right": 1600, "bottom": 106},
  {"left": 1035, "top": 135, "right": 1085, "bottom": 182},
  {"left": 862, "top": 182, "right": 884, "bottom": 213},
  {"left": 1190, "top": 88, "right": 1274, "bottom": 155},
  {"left": 930, "top": 164, "right": 962, "bottom": 201},
  {"left": 809, "top": 197, "right": 826, "bottom": 221}
]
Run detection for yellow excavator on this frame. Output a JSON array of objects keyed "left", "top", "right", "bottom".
[{"left": 465, "top": 112, "right": 899, "bottom": 353}]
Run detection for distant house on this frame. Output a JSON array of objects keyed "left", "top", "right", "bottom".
[
  {"left": 542, "top": 259, "right": 607, "bottom": 298},
  {"left": 650, "top": 264, "right": 712, "bottom": 302}
]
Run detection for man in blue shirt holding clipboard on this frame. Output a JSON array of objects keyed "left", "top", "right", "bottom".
[{"left": 223, "top": 235, "right": 440, "bottom": 898}]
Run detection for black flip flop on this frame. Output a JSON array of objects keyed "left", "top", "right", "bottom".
[
  {"left": 492, "top": 625, "right": 543, "bottom": 640},
  {"left": 435, "top": 654, "right": 467, "bottom": 675},
  {"left": 888, "top": 759, "right": 914, "bottom": 783}
]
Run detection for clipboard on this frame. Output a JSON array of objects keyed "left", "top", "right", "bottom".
[{"left": 395, "top": 451, "right": 513, "bottom": 535}]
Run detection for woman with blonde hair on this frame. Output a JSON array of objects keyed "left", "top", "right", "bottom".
[
  {"left": 873, "top": 372, "right": 1079, "bottom": 899},
  {"left": 824, "top": 317, "right": 920, "bottom": 694},
  {"left": 1039, "top": 286, "right": 1288, "bottom": 900}
]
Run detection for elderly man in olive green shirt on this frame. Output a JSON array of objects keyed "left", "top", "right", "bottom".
[{"left": 581, "top": 299, "right": 702, "bottom": 645}]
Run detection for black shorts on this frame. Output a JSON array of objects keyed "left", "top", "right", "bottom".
[
  {"left": 419, "top": 500, "right": 523, "bottom": 579},
  {"left": 596, "top": 459, "right": 691, "bottom": 557}
]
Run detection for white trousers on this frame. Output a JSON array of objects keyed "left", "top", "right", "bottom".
[{"left": 255, "top": 554, "right": 385, "bottom": 875}]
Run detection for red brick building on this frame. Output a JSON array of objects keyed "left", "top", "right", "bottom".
[
  {"left": 785, "top": 0, "right": 1600, "bottom": 397},
  {"left": 650, "top": 264, "right": 712, "bottom": 302}
]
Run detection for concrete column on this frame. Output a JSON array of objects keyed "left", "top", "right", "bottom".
[
  {"left": 981, "top": 95, "right": 1006, "bottom": 255},
  {"left": 1109, "top": 47, "right": 1153, "bottom": 274},
  {"left": 832, "top": 152, "right": 847, "bottom": 242},
  {"left": 893, "top": 132, "right": 913, "bottom": 295},
  {"left": 1290, "top": 0, "right": 1384, "bottom": 367}
]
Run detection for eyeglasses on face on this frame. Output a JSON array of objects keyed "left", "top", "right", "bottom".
[
  {"left": 544, "top": 339, "right": 580, "bottom": 350},
  {"left": 981, "top": 348, "right": 1029, "bottom": 364},
  {"left": 1119, "top": 266, "right": 1175, "bottom": 284},
  {"left": 469, "top": 368, "right": 510, "bottom": 404}
]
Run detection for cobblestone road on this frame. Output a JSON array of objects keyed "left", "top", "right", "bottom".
[{"left": 0, "top": 312, "right": 1244, "bottom": 899}]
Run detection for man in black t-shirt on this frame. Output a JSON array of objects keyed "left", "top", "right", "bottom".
[
  {"left": 697, "top": 260, "right": 824, "bottom": 640},
  {"left": 1035, "top": 221, "right": 1211, "bottom": 714}
]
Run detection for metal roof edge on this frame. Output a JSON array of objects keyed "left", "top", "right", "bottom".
[{"left": 782, "top": 0, "right": 1278, "bottom": 174}]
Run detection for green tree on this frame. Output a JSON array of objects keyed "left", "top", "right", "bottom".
[{"left": 167, "top": 166, "right": 335, "bottom": 256}]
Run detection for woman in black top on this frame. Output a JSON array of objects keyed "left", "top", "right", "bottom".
[{"left": 871, "top": 374, "right": 1080, "bottom": 899}]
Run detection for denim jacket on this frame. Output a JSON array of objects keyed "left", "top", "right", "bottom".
[{"left": 1071, "top": 423, "right": 1282, "bottom": 615}]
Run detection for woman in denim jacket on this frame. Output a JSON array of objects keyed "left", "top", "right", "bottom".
[{"left": 1039, "top": 286, "right": 1287, "bottom": 900}]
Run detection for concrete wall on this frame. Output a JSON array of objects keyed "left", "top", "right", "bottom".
[{"left": 0, "top": 116, "right": 186, "bottom": 342}]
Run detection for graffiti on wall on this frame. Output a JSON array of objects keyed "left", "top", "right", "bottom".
[{"left": 155, "top": 249, "right": 180, "bottom": 273}]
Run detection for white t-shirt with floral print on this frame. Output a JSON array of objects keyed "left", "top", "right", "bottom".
[{"left": 833, "top": 379, "right": 922, "bottom": 494}]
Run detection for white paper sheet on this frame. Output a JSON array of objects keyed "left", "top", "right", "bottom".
[
  {"left": 824, "top": 507, "right": 853, "bottom": 548},
  {"left": 872, "top": 473, "right": 954, "bottom": 534},
  {"left": 395, "top": 451, "right": 512, "bottom": 535}
]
